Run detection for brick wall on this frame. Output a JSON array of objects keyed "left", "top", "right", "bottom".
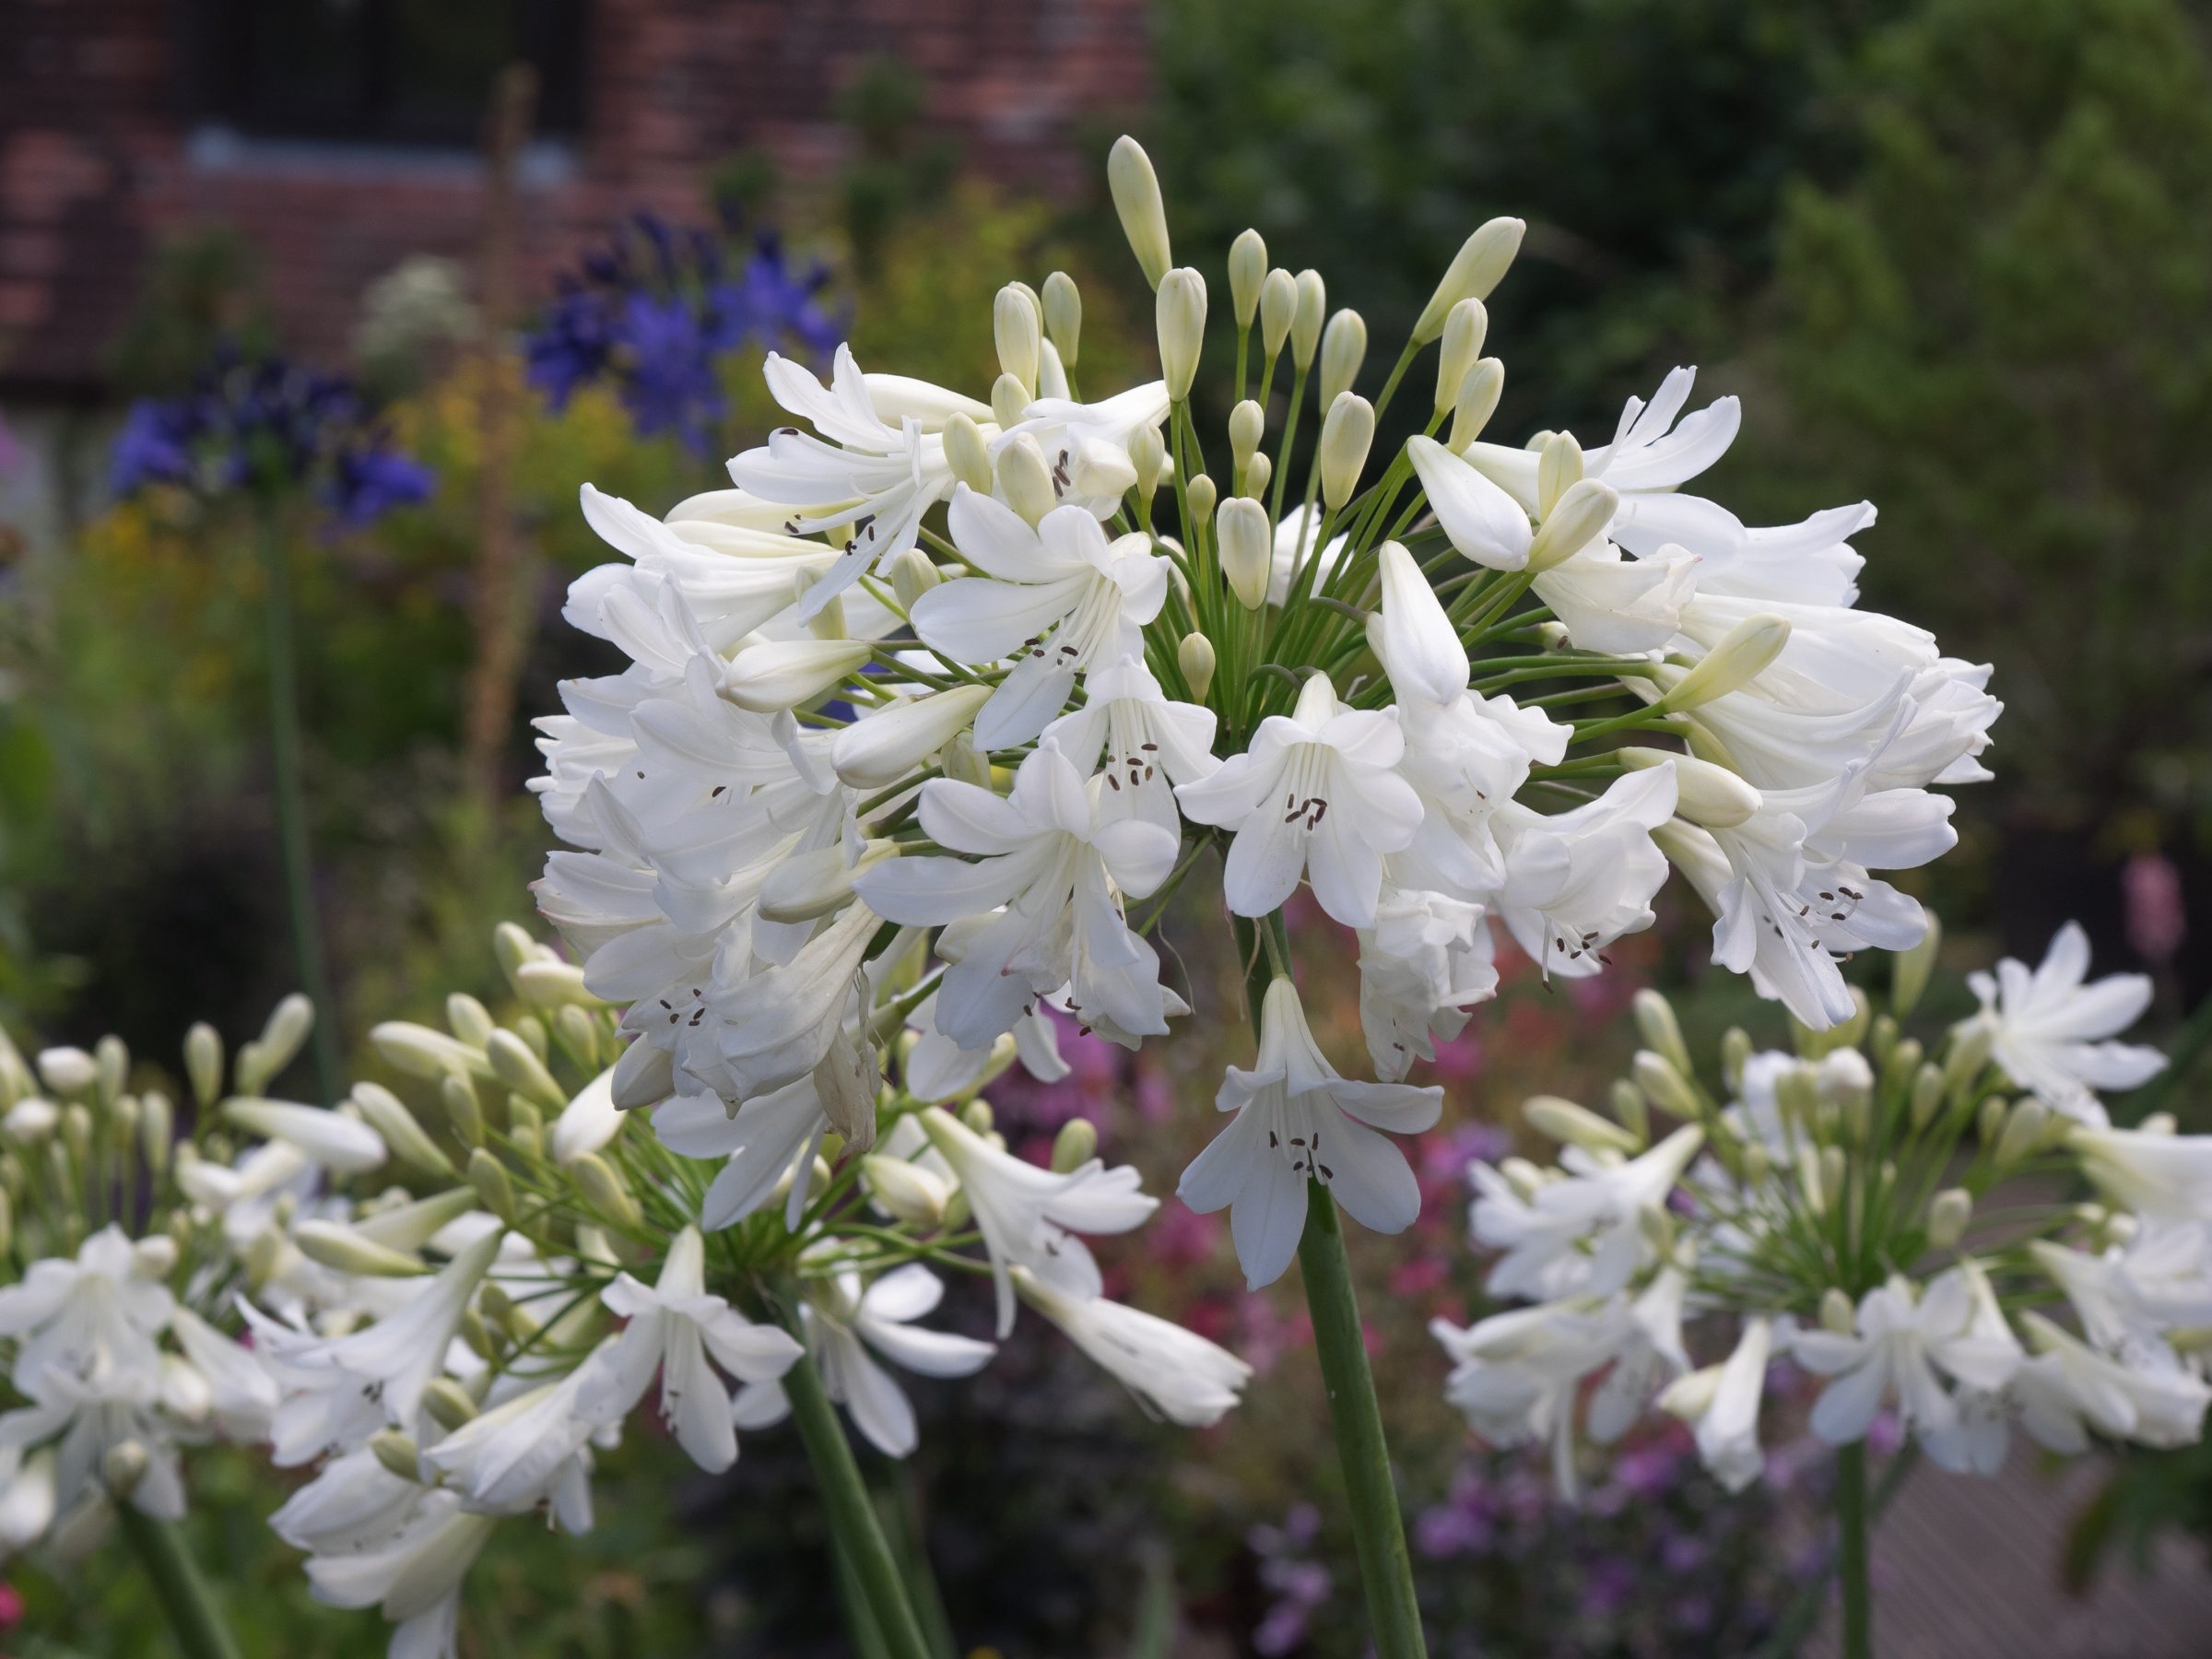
[{"left": 0, "top": 0, "right": 1150, "bottom": 394}]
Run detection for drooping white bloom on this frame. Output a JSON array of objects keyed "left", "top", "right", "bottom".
[
  {"left": 1012, "top": 1266, "right": 1252, "bottom": 1427},
  {"left": 1659, "top": 1315, "right": 1772, "bottom": 1493},
  {"left": 1355, "top": 888, "right": 1499, "bottom": 1081},
  {"left": 652, "top": 1082, "right": 830, "bottom": 1232},
  {"left": 857, "top": 742, "right": 1179, "bottom": 1051},
  {"left": 303, "top": 1488, "right": 499, "bottom": 1659},
  {"left": 168, "top": 1306, "right": 280, "bottom": 1441},
  {"left": 2011, "top": 1312, "right": 2211, "bottom": 1453},
  {"left": 418, "top": 1360, "right": 604, "bottom": 1530},
  {"left": 918, "top": 1107, "right": 1157, "bottom": 1337},
  {"left": 1174, "top": 672, "right": 1424, "bottom": 929},
  {"left": 220, "top": 1100, "right": 388, "bottom": 1174},
  {"left": 1471, "top": 1124, "right": 1705, "bottom": 1301},
  {"left": 0, "top": 1224, "right": 172, "bottom": 1393},
  {"left": 1791, "top": 1271, "right": 2022, "bottom": 1446},
  {"left": 1179, "top": 977, "right": 1442, "bottom": 1288},
  {"left": 1431, "top": 1297, "right": 1637, "bottom": 1495},
  {"left": 1965, "top": 923, "right": 2164, "bottom": 1124},
  {"left": 912, "top": 491, "right": 1169, "bottom": 748},
  {"left": 1040, "top": 656, "right": 1219, "bottom": 838},
  {"left": 575, "top": 1227, "right": 803, "bottom": 1472},
  {"left": 1488, "top": 767, "right": 1677, "bottom": 978},
  {"left": 2067, "top": 1124, "right": 2212, "bottom": 1222},
  {"left": 732, "top": 1265, "right": 995, "bottom": 1458}
]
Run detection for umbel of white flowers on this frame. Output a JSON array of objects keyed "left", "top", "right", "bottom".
[
  {"left": 530, "top": 132, "right": 1995, "bottom": 1290},
  {"left": 1434, "top": 919, "right": 2201, "bottom": 1498}
]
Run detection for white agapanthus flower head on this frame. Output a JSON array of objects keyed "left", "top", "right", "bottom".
[{"left": 1439, "top": 921, "right": 2206, "bottom": 1500}]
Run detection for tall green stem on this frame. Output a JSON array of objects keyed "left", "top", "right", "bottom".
[
  {"left": 114, "top": 1502, "right": 242, "bottom": 1659},
  {"left": 1233, "top": 912, "right": 1427, "bottom": 1659},
  {"left": 255, "top": 506, "right": 343, "bottom": 1103},
  {"left": 783, "top": 1350, "right": 934, "bottom": 1659},
  {"left": 1836, "top": 1440, "right": 1874, "bottom": 1659}
]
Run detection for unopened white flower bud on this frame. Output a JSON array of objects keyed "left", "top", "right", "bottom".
[
  {"left": 1319, "top": 309, "right": 1367, "bottom": 410},
  {"left": 441, "top": 995, "right": 492, "bottom": 1053},
  {"left": 1217, "top": 497, "right": 1273, "bottom": 611},
  {"left": 487, "top": 1029, "right": 566, "bottom": 1114},
  {"left": 995, "top": 435, "right": 1058, "bottom": 527},
  {"left": 137, "top": 1089, "right": 173, "bottom": 1177},
  {"left": 941, "top": 731, "right": 993, "bottom": 790},
  {"left": 1156, "top": 267, "right": 1207, "bottom": 400},
  {"left": 1535, "top": 432, "right": 1583, "bottom": 519},
  {"left": 1319, "top": 393, "right": 1374, "bottom": 510},
  {"left": 555, "top": 1006, "right": 600, "bottom": 1072},
  {"left": 1128, "top": 424, "right": 1170, "bottom": 506},
  {"left": 1524, "top": 1094, "right": 1641, "bottom": 1154},
  {"left": 1820, "top": 1287, "right": 1856, "bottom": 1335},
  {"left": 1107, "top": 135, "right": 1172, "bottom": 288},
  {"left": 1656, "top": 616, "right": 1791, "bottom": 712},
  {"left": 294, "top": 1218, "right": 427, "bottom": 1277},
  {"left": 760, "top": 841, "right": 898, "bottom": 924},
  {"left": 1432, "top": 300, "right": 1488, "bottom": 418},
  {"left": 102, "top": 1439, "right": 152, "bottom": 1499},
  {"left": 351, "top": 1082, "right": 453, "bottom": 1177},
  {"left": 1449, "top": 358, "right": 1505, "bottom": 449},
  {"left": 1818, "top": 1144, "right": 1847, "bottom": 1207},
  {"left": 1260, "top": 267, "right": 1296, "bottom": 359},
  {"left": 1221, "top": 229, "right": 1266, "bottom": 331},
  {"left": 571, "top": 1152, "right": 641, "bottom": 1230},
  {"left": 1051, "top": 1116, "right": 1100, "bottom": 1173},
  {"left": 888, "top": 547, "right": 940, "bottom": 615},
  {"left": 252, "top": 994, "right": 316, "bottom": 1091},
  {"left": 1632, "top": 1050, "right": 1699, "bottom": 1120},
  {"left": 1721, "top": 1027, "right": 1751, "bottom": 1093},
  {"left": 832, "top": 684, "right": 994, "bottom": 789},
  {"left": 37, "top": 1047, "right": 97, "bottom": 1098},
  {"left": 960, "top": 1098, "right": 994, "bottom": 1135},
  {"left": 989, "top": 371, "right": 1029, "bottom": 432},
  {"left": 1943, "top": 1019, "right": 1995, "bottom": 1102},
  {"left": 1042, "top": 270, "right": 1081, "bottom": 367},
  {"left": 1413, "top": 218, "right": 1525, "bottom": 344},
  {"left": 1631, "top": 990, "right": 1690, "bottom": 1077},
  {"left": 3, "top": 1097, "right": 56, "bottom": 1145},
  {"left": 94, "top": 1035, "right": 127, "bottom": 1107},
  {"left": 1290, "top": 270, "right": 1326, "bottom": 371},
  {"left": 1910, "top": 1063, "right": 1945, "bottom": 1130},
  {"left": 467, "top": 1147, "right": 517, "bottom": 1225},
  {"left": 62, "top": 1102, "right": 91, "bottom": 1162},
  {"left": 994, "top": 284, "right": 1041, "bottom": 396},
  {"left": 1618, "top": 747, "right": 1759, "bottom": 829},
  {"left": 1608, "top": 1078, "right": 1650, "bottom": 1145},
  {"left": 1242, "top": 452, "right": 1272, "bottom": 500},
  {"left": 370, "top": 1430, "right": 421, "bottom": 1482},
  {"left": 1179, "top": 632, "right": 1217, "bottom": 702},
  {"left": 1229, "top": 399, "right": 1265, "bottom": 469},
  {"left": 1994, "top": 1098, "right": 2050, "bottom": 1169},
  {"left": 1185, "top": 472, "right": 1218, "bottom": 530},
  {"left": 422, "top": 1377, "right": 479, "bottom": 1431},
  {"left": 1525, "top": 479, "right": 1617, "bottom": 572},
  {"left": 720, "top": 639, "right": 874, "bottom": 713},
  {"left": 1926, "top": 1187, "right": 1973, "bottom": 1250},
  {"left": 0, "top": 1033, "right": 25, "bottom": 1111},
  {"left": 863, "top": 1155, "right": 950, "bottom": 1227},
  {"left": 944, "top": 411, "right": 994, "bottom": 495},
  {"left": 513, "top": 959, "right": 594, "bottom": 1008},
  {"left": 1891, "top": 913, "right": 1943, "bottom": 1018},
  {"left": 493, "top": 921, "right": 539, "bottom": 991}
]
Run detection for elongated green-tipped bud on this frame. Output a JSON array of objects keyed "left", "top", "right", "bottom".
[
  {"left": 830, "top": 683, "right": 994, "bottom": 790},
  {"left": 1535, "top": 432, "right": 1583, "bottom": 518},
  {"left": 1618, "top": 747, "right": 1759, "bottom": 829},
  {"left": 1185, "top": 472, "right": 1218, "bottom": 529},
  {"left": 422, "top": 1377, "right": 479, "bottom": 1431},
  {"left": 1217, "top": 497, "right": 1273, "bottom": 611},
  {"left": 888, "top": 547, "right": 939, "bottom": 615},
  {"left": 1260, "top": 268, "right": 1296, "bottom": 359},
  {"left": 1632, "top": 1050, "right": 1700, "bottom": 1120},
  {"left": 862, "top": 1155, "right": 950, "bottom": 1226},
  {"left": 555, "top": 1006, "right": 600, "bottom": 1073},
  {"left": 571, "top": 1152, "right": 641, "bottom": 1230},
  {"left": 1449, "top": 358, "right": 1505, "bottom": 450},
  {"left": 1525, "top": 479, "right": 1617, "bottom": 573},
  {"left": 1942, "top": 1019, "right": 1994, "bottom": 1103},
  {"left": 1107, "top": 135, "right": 1172, "bottom": 288},
  {"left": 136, "top": 1089, "right": 172, "bottom": 1178},
  {"left": 1631, "top": 991, "right": 1690, "bottom": 1077},
  {"left": 1242, "top": 452, "right": 1272, "bottom": 501},
  {"left": 996, "top": 435, "right": 1057, "bottom": 527},
  {"left": 1910, "top": 1062, "right": 1945, "bottom": 1130},
  {"left": 294, "top": 1218, "right": 427, "bottom": 1278},
  {"left": 467, "top": 1147, "right": 518, "bottom": 1225},
  {"left": 1319, "top": 309, "right": 1367, "bottom": 410},
  {"left": 94, "top": 1035, "right": 127, "bottom": 1108},
  {"left": 1051, "top": 1116, "right": 1100, "bottom": 1173},
  {"left": 350, "top": 1082, "right": 454, "bottom": 1177},
  {"left": 370, "top": 1430, "right": 420, "bottom": 1481},
  {"left": 1892, "top": 913, "right": 1943, "bottom": 1018},
  {"left": 1721, "top": 1027, "right": 1751, "bottom": 1093},
  {"left": 1524, "top": 1094, "right": 1641, "bottom": 1154},
  {"left": 720, "top": 638, "right": 875, "bottom": 714},
  {"left": 944, "top": 411, "right": 994, "bottom": 495},
  {"left": 1434, "top": 300, "right": 1488, "bottom": 417},
  {"left": 994, "top": 284, "right": 1041, "bottom": 395},
  {"left": 1229, "top": 399, "right": 1265, "bottom": 470},
  {"left": 1994, "top": 1098, "right": 2050, "bottom": 1169},
  {"left": 1319, "top": 393, "right": 1374, "bottom": 510},
  {"left": 990, "top": 371, "right": 1028, "bottom": 432},
  {"left": 441, "top": 1072, "right": 484, "bottom": 1146},
  {"left": 1213, "top": 227, "right": 1262, "bottom": 331},
  {"left": 486, "top": 1030, "right": 566, "bottom": 1115},
  {"left": 493, "top": 921, "right": 538, "bottom": 991},
  {"left": 760, "top": 840, "right": 899, "bottom": 925},
  {"left": 444, "top": 994, "right": 495, "bottom": 1052},
  {"left": 1926, "top": 1187, "right": 1973, "bottom": 1251},
  {"left": 1129, "top": 422, "right": 1169, "bottom": 504},
  {"left": 1179, "top": 632, "right": 1216, "bottom": 702},
  {"left": 511, "top": 960, "right": 591, "bottom": 1009},
  {"left": 249, "top": 994, "right": 315, "bottom": 1095},
  {"left": 1656, "top": 616, "right": 1791, "bottom": 712},
  {"left": 352, "top": 1187, "right": 479, "bottom": 1253},
  {"left": 1290, "top": 270, "right": 1326, "bottom": 371},
  {"left": 1607, "top": 1078, "right": 1650, "bottom": 1146},
  {"left": 1820, "top": 1287, "right": 1856, "bottom": 1335},
  {"left": 1042, "top": 270, "right": 1081, "bottom": 368},
  {"left": 1156, "top": 267, "right": 1207, "bottom": 400},
  {"left": 1413, "top": 217, "right": 1525, "bottom": 344},
  {"left": 61, "top": 1102, "right": 92, "bottom": 1163}
]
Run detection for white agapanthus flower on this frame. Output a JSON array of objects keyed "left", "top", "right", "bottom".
[{"left": 1964, "top": 921, "right": 2165, "bottom": 1124}]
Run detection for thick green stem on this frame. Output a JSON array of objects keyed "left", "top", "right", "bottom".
[
  {"left": 255, "top": 507, "right": 343, "bottom": 1103},
  {"left": 114, "top": 1502, "right": 242, "bottom": 1659},
  {"left": 783, "top": 1350, "right": 934, "bottom": 1659},
  {"left": 1836, "top": 1440, "right": 1874, "bottom": 1659}
]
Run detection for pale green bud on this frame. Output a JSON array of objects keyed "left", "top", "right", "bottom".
[
  {"left": 1535, "top": 431, "right": 1583, "bottom": 518},
  {"left": 487, "top": 1030, "right": 565, "bottom": 1114},
  {"left": 1242, "top": 452, "right": 1272, "bottom": 500},
  {"left": 1995, "top": 1098, "right": 2049, "bottom": 1168},
  {"left": 1631, "top": 1050, "right": 1699, "bottom": 1120},
  {"left": 1655, "top": 616, "right": 1791, "bottom": 712},
  {"left": 371, "top": 1020, "right": 496, "bottom": 1081},
  {"left": 1448, "top": 357, "right": 1505, "bottom": 450},
  {"left": 0, "top": 1030, "right": 26, "bottom": 1110},
  {"left": 513, "top": 960, "right": 595, "bottom": 1008},
  {"left": 1318, "top": 309, "right": 1367, "bottom": 409},
  {"left": 1042, "top": 270, "right": 1082, "bottom": 368},
  {"left": 1910, "top": 1063, "right": 1945, "bottom": 1130},
  {"left": 1129, "top": 422, "right": 1169, "bottom": 502},
  {"left": 1617, "top": 747, "right": 1759, "bottom": 829},
  {"left": 252, "top": 994, "right": 316, "bottom": 1093},
  {"left": 862, "top": 1155, "right": 950, "bottom": 1227},
  {"left": 1926, "top": 1187, "right": 1973, "bottom": 1251},
  {"left": 1432, "top": 299, "right": 1489, "bottom": 418},
  {"left": 459, "top": 1307, "right": 498, "bottom": 1361},
  {"left": 422, "top": 1377, "right": 479, "bottom": 1431},
  {"left": 1974, "top": 1095, "right": 2006, "bottom": 1148},
  {"left": 945, "top": 411, "right": 994, "bottom": 496},
  {"left": 1178, "top": 632, "right": 1217, "bottom": 702},
  {"left": 513, "top": 1015, "right": 549, "bottom": 1066},
  {"left": 996, "top": 435, "right": 1058, "bottom": 527},
  {"left": 1608, "top": 1078, "right": 1649, "bottom": 1146},
  {"left": 1892, "top": 913, "right": 1943, "bottom": 1018},
  {"left": 960, "top": 1099, "right": 994, "bottom": 1135},
  {"left": 1524, "top": 1095, "right": 1641, "bottom": 1154},
  {"left": 1217, "top": 497, "right": 1273, "bottom": 611},
  {"left": 1290, "top": 270, "right": 1326, "bottom": 371},
  {"left": 102, "top": 1439, "right": 152, "bottom": 1499},
  {"left": 1818, "top": 1144, "right": 1847, "bottom": 1206},
  {"left": 1869, "top": 1014, "right": 1900, "bottom": 1068},
  {"left": 493, "top": 921, "right": 538, "bottom": 992},
  {"left": 1524, "top": 478, "right": 1618, "bottom": 573},
  {"left": 759, "top": 839, "right": 899, "bottom": 925},
  {"left": 370, "top": 1430, "right": 420, "bottom": 1482},
  {"left": 941, "top": 730, "right": 994, "bottom": 790},
  {"left": 1107, "top": 135, "right": 1172, "bottom": 288},
  {"left": 994, "top": 284, "right": 1041, "bottom": 395},
  {"left": 37, "top": 1046, "right": 97, "bottom": 1098},
  {"left": 1259, "top": 268, "right": 1296, "bottom": 359},
  {"left": 94, "top": 1035, "right": 127, "bottom": 1107},
  {"left": 1413, "top": 218, "right": 1525, "bottom": 343},
  {"left": 139, "top": 1090, "right": 173, "bottom": 1178},
  {"left": 1820, "top": 1287, "right": 1856, "bottom": 1335},
  {"left": 1631, "top": 991, "right": 1690, "bottom": 1077},
  {"left": 1943, "top": 1020, "right": 1995, "bottom": 1102},
  {"left": 1229, "top": 399, "right": 1265, "bottom": 469},
  {"left": 0, "top": 1189, "right": 10, "bottom": 1259},
  {"left": 571, "top": 1153, "right": 641, "bottom": 1230},
  {"left": 1227, "top": 229, "right": 1267, "bottom": 330},
  {"left": 1185, "top": 472, "right": 1218, "bottom": 529},
  {"left": 294, "top": 1218, "right": 427, "bottom": 1278},
  {"left": 351, "top": 1082, "right": 454, "bottom": 1177},
  {"left": 1156, "top": 266, "right": 1207, "bottom": 400},
  {"left": 446, "top": 994, "right": 495, "bottom": 1051},
  {"left": 1882, "top": 1037, "right": 1924, "bottom": 1099},
  {"left": 830, "top": 682, "right": 994, "bottom": 791},
  {"left": 62, "top": 1102, "right": 91, "bottom": 1163},
  {"left": 1052, "top": 1117, "right": 1100, "bottom": 1173},
  {"left": 507, "top": 1098, "right": 543, "bottom": 1147},
  {"left": 1319, "top": 393, "right": 1374, "bottom": 510},
  {"left": 990, "top": 371, "right": 1029, "bottom": 432},
  {"left": 1721, "top": 1027, "right": 1752, "bottom": 1093},
  {"left": 467, "top": 1147, "right": 518, "bottom": 1226},
  {"left": 888, "top": 547, "right": 941, "bottom": 614}
]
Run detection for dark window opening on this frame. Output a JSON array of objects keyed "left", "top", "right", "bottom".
[{"left": 187, "top": 0, "right": 587, "bottom": 147}]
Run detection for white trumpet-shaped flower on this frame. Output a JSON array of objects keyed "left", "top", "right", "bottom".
[
  {"left": 1013, "top": 1266, "right": 1252, "bottom": 1427},
  {"left": 1966, "top": 923, "right": 2164, "bottom": 1124}
]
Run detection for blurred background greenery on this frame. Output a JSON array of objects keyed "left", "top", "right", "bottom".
[{"left": 2, "top": 0, "right": 2209, "bottom": 1653}]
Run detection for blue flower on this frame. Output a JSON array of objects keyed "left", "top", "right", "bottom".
[
  {"left": 322, "top": 440, "right": 438, "bottom": 528},
  {"left": 616, "top": 291, "right": 726, "bottom": 454}
]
